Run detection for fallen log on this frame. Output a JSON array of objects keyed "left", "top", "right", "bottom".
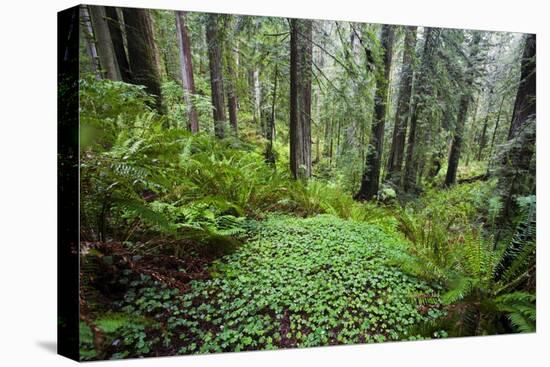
[{"left": 457, "top": 172, "right": 490, "bottom": 184}]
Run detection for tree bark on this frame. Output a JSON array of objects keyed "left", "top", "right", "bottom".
[
  {"left": 104, "top": 7, "right": 132, "bottom": 83},
  {"left": 289, "top": 19, "right": 313, "bottom": 180},
  {"left": 206, "top": 14, "right": 226, "bottom": 138},
  {"left": 355, "top": 25, "right": 395, "bottom": 200},
  {"left": 508, "top": 34, "right": 536, "bottom": 140},
  {"left": 88, "top": 5, "right": 121, "bottom": 81},
  {"left": 445, "top": 33, "right": 482, "bottom": 187},
  {"left": 445, "top": 94, "right": 470, "bottom": 186},
  {"left": 465, "top": 93, "right": 480, "bottom": 166},
  {"left": 477, "top": 112, "right": 490, "bottom": 161},
  {"left": 386, "top": 26, "right": 417, "bottom": 185},
  {"left": 265, "top": 65, "right": 278, "bottom": 165},
  {"left": 488, "top": 94, "right": 506, "bottom": 158},
  {"left": 254, "top": 69, "right": 262, "bottom": 132},
  {"left": 123, "top": 7, "right": 163, "bottom": 111},
  {"left": 499, "top": 34, "right": 536, "bottom": 220},
  {"left": 175, "top": 11, "right": 199, "bottom": 132},
  {"left": 226, "top": 45, "right": 239, "bottom": 134}
]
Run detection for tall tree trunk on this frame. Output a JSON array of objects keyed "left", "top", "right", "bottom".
[
  {"left": 206, "top": 14, "right": 226, "bottom": 138},
  {"left": 465, "top": 93, "right": 481, "bottom": 166},
  {"left": 88, "top": 6, "right": 121, "bottom": 81},
  {"left": 226, "top": 45, "right": 239, "bottom": 134},
  {"left": 477, "top": 112, "right": 491, "bottom": 161},
  {"left": 175, "top": 11, "right": 199, "bottom": 132},
  {"left": 488, "top": 94, "right": 506, "bottom": 158},
  {"left": 104, "top": 7, "right": 132, "bottom": 82},
  {"left": 253, "top": 69, "right": 262, "bottom": 133},
  {"left": 499, "top": 34, "right": 536, "bottom": 220},
  {"left": 445, "top": 33, "right": 482, "bottom": 187},
  {"left": 355, "top": 25, "right": 395, "bottom": 200},
  {"left": 403, "top": 27, "right": 440, "bottom": 192},
  {"left": 386, "top": 26, "right": 417, "bottom": 185},
  {"left": 123, "top": 8, "right": 163, "bottom": 111},
  {"left": 508, "top": 34, "right": 536, "bottom": 140},
  {"left": 79, "top": 5, "right": 101, "bottom": 79},
  {"left": 265, "top": 65, "right": 278, "bottom": 165},
  {"left": 445, "top": 94, "right": 470, "bottom": 186},
  {"left": 323, "top": 100, "right": 334, "bottom": 158},
  {"left": 289, "top": 19, "right": 313, "bottom": 180}
]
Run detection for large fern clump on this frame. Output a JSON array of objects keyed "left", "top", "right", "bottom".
[{"left": 396, "top": 184, "right": 536, "bottom": 336}]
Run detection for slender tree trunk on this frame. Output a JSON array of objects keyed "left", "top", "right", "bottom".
[
  {"left": 88, "top": 6, "right": 121, "bottom": 81},
  {"left": 206, "top": 14, "right": 227, "bottom": 138},
  {"left": 254, "top": 69, "right": 262, "bottom": 132},
  {"left": 265, "top": 65, "right": 278, "bottom": 165},
  {"left": 488, "top": 94, "right": 506, "bottom": 158},
  {"left": 123, "top": 7, "right": 163, "bottom": 111},
  {"left": 477, "top": 113, "right": 491, "bottom": 161},
  {"left": 445, "top": 95, "right": 470, "bottom": 186},
  {"left": 289, "top": 19, "right": 313, "bottom": 180},
  {"left": 175, "top": 11, "right": 199, "bottom": 132},
  {"left": 79, "top": 5, "right": 101, "bottom": 79},
  {"left": 226, "top": 46, "right": 239, "bottom": 134},
  {"left": 445, "top": 33, "right": 482, "bottom": 187},
  {"left": 104, "top": 7, "right": 132, "bottom": 82},
  {"left": 355, "top": 25, "right": 395, "bottom": 200},
  {"left": 465, "top": 93, "right": 481, "bottom": 166},
  {"left": 386, "top": 26, "right": 417, "bottom": 184}
]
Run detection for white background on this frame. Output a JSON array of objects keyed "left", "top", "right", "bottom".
[{"left": 0, "top": 0, "right": 547, "bottom": 365}]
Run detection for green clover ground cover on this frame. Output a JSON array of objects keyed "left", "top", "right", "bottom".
[{"left": 164, "top": 214, "right": 444, "bottom": 354}]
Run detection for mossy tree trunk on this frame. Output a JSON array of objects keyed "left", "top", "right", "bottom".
[{"left": 355, "top": 25, "right": 395, "bottom": 200}]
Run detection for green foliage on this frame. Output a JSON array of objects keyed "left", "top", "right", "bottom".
[
  {"left": 396, "top": 183, "right": 536, "bottom": 336},
  {"left": 494, "top": 292, "right": 536, "bottom": 333},
  {"left": 77, "top": 18, "right": 535, "bottom": 358},
  {"left": 79, "top": 78, "right": 402, "bottom": 247},
  {"left": 108, "top": 215, "right": 442, "bottom": 356},
  {"left": 161, "top": 80, "right": 213, "bottom": 129},
  {"left": 79, "top": 312, "right": 159, "bottom": 360},
  {"left": 79, "top": 322, "right": 97, "bottom": 361}
]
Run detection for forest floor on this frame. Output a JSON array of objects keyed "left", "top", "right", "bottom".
[
  {"left": 172, "top": 215, "right": 444, "bottom": 353},
  {"left": 82, "top": 215, "right": 446, "bottom": 358}
]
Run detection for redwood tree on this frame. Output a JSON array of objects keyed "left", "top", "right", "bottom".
[
  {"left": 175, "top": 11, "right": 199, "bottom": 133},
  {"left": 499, "top": 34, "right": 536, "bottom": 219},
  {"left": 206, "top": 14, "right": 227, "bottom": 138},
  {"left": 105, "top": 7, "right": 132, "bottom": 83},
  {"left": 355, "top": 25, "right": 395, "bottom": 200},
  {"left": 289, "top": 19, "right": 313, "bottom": 180},
  {"left": 508, "top": 34, "right": 536, "bottom": 140},
  {"left": 226, "top": 46, "right": 239, "bottom": 134},
  {"left": 122, "top": 7, "right": 163, "bottom": 111},
  {"left": 88, "top": 6, "right": 121, "bottom": 81}
]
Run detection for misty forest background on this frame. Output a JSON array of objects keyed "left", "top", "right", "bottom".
[{"left": 75, "top": 5, "right": 536, "bottom": 360}]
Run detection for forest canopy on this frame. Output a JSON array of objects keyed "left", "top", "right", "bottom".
[{"left": 76, "top": 5, "right": 535, "bottom": 360}]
